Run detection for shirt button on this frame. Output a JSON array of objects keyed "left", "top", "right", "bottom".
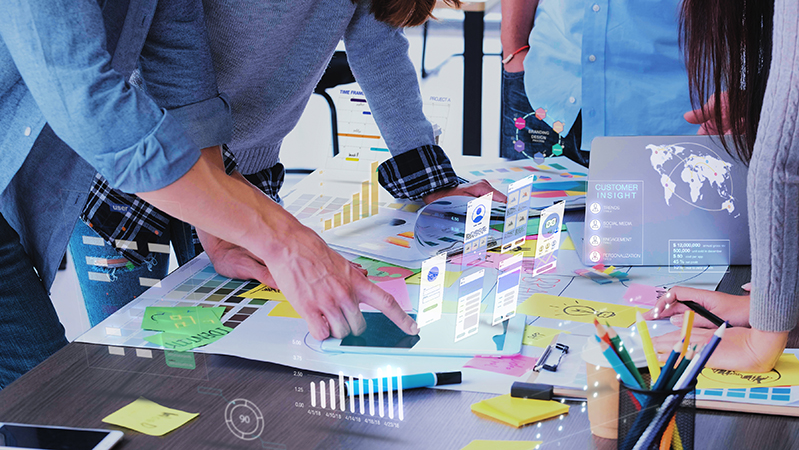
[
  {"left": 24, "top": 126, "right": 31, "bottom": 136},
  {"left": 593, "top": 4, "right": 600, "bottom": 12},
  {"left": 588, "top": 55, "right": 597, "bottom": 62},
  {"left": 569, "top": 96, "right": 576, "bottom": 104}
]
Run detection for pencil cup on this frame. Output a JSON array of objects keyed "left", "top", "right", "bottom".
[
  {"left": 617, "top": 376, "right": 696, "bottom": 450},
  {"left": 585, "top": 363, "right": 620, "bottom": 439}
]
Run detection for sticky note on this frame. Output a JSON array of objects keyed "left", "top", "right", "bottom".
[
  {"left": 522, "top": 325, "right": 570, "bottom": 348},
  {"left": 464, "top": 354, "right": 537, "bottom": 377},
  {"left": 622, "top": 284, "right": 667, "bottom": 306},
  {"left": 517, "top": 294, "right": 639, "bottom": 328},
  {"left": 560, "top": 236, "right": 575, "bottom": 251},
  {"left": 102, "top": 397, "right": 198, "bottom": 436},
  {"left": 471, "top": 394, "right": 569, "bottom": 428},
  {"left": 144, "top": 326, "right": 233, "bottom": 351},
  {"left": 267, "top": 301, "right": 302, "bottom": 319},
  {"left": 352, "top": 256, "right": 420, "bottom": 282},
  {"left": 697, "top": 354, "right": 799, "bottom": 389},
  {"left": 142, "top": 306, "right": 225, "bottom": 335},
  {"left": 461, "top": 440, "right": 542, "bottom": 450},
  {"left": 406, "top": 270, "right": 461, "bottom": 288},
  {"left": 361, "top": 278, "right": 412, "bottom": 312},
  {"left": 239, "top": 284, "right": 287, "bottom": 301}
]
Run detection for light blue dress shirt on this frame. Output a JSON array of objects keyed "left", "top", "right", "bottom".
[{"left": 523, "top": 0, "right": 699, "bottom": 151}]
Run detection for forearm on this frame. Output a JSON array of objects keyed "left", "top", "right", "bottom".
[
  {"left": 137, "top": 147, "right": 297, "bottom": 266},
  {"left": 500, "top": 0, "right": 538, "bottom": 52}
]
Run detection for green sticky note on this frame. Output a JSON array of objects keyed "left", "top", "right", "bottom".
[
  {"left": 461, "top": 440, "right": 542, "bottom": 450},
  {"left": 142, "top": 306, "right": 224, "bottom": 335},
  {"left": 102, "top": 397, "right": 198, "bottom": 436},
  {"left": 352, "top": 256, "right": 420, "bottom": 281},
  {"left": 164, "top": 350, "right": 196, "bottom": 370},
  {"left": 144, "top": 326, "right": 233, "bottom": 352}
]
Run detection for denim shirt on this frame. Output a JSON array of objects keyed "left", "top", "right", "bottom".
[
  {"left": 523, "top": 0, "right": 699, "bottom": 151},
  {"left": 0, "top": 0, "right": 231, "bottom": 288}
]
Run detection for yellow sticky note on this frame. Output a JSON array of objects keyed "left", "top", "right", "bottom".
[
  {"left": 560, "top": 236, "right": 575, "bottom": 251},
  {"left": 522, "top": 325, "right": 570, "bottom": 348},
  {"left": 517, "top": 294, "right": 639, "bottom": 328},
  {"left": 102, "top": 397, "right": 198, "bottom": 436},
  {"left": 406, "top": 270, "right": 461, "bottom": 288},
  {"left": 697, "top": 354, "right": 799, "bottom": 389},
  {"left": 461, "top": 440, "right": 542, "bottom": 450},
  {"left": 240, "top": 284, "right": 287, "bottom": 301},
  {"left": 471, "top": 394, "right": 568, "bottom": 428},
  {"left": 268, "top": 301, "right": 302, "bottom": 319}
]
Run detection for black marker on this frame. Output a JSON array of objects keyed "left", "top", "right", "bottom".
[{"left": 679, "top": 300, "right": 732, "bottom": 328}]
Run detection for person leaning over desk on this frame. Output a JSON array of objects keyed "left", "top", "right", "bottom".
[
  {"left": 0, "top": 0, "right": 495, "bottom": 390},
  {"left": 70, "top": 0, "right": 507, "bottom": 333},
  {"left": 646, "top": 0, "right": 799, "bottom": 373}
]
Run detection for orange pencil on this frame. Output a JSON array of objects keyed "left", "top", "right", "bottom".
[
  {"left": 593, "top": 318, "right": 615, "bottom": 350},
  {"left": 679, "top": 310, "right": 695, "bottom": 362}
]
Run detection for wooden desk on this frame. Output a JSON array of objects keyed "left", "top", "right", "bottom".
[
  {"left": 425, "top": 0, "right": 500, "bottom": 157},
  {"left": 3, "top": 267, "right": 798, "bottom": 449}
]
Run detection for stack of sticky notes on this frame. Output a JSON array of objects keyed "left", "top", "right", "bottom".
[
  {"left": 471, "top": 394, "right": 569, "bottom": 428},
  {"left": 142, "top": 306, "right": 232, "bottom": 351}
]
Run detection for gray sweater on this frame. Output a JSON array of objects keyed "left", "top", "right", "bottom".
[
  {"left": 748, "top": 0, "right": 799, "bottom": 332},
  {"left": 202, "top": 0, "right": 435, "bottom": 175}
]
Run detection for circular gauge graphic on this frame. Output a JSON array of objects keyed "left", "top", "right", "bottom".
[{"left": 225, "top": 399, "right": 264, "bottom": 441}]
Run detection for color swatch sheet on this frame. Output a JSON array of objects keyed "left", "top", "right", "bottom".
[
  {"left": 77, "top": 231, "right": 729, "bottom": 398},
  {"left": 456, "top": 157, "right": 588, "bottom": 211}
]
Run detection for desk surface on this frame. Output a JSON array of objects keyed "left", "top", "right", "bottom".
[{"left": 3, "top": 267, "right": 799, "bottom": 449}]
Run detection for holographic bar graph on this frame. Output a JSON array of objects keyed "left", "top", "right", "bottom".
[{"left": 307, "top": 366, "right": 403, "bottom": 420}]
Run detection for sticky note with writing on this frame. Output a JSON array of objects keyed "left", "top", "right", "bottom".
[{"left": 102, "top": 397, "right": 198, "bottom": 436}]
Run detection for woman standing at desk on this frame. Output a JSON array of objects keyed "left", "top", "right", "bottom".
[{"left": 647, "top": 0, "right": 799, "bottom": 372}]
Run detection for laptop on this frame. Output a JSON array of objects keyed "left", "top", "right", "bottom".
[{"left": 583, "top": 136, "right": 750, "bottom": 266}]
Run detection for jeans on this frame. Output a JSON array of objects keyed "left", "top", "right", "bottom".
[
  {"left": 69, "top": 218, "right": 199, "bottom": 327},
  {"left": 0, "top": 213, "right": 68, "bottom": 390},
  {"left": 499, "top": 69, "right": 589, "bottom": 167}
]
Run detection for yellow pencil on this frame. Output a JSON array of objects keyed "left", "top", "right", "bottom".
[
  {"left": 679, "top": 310, "right": 695, "bottom": 363},
  {"left": 636, "top": 311, "right": 660, "bottom": 386}
]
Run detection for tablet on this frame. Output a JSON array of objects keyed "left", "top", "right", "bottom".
[
  {"left": 320, "top": 312, "right": 525, "bottom": 357},
  {"left": 0, "top": 423, "right": 123, "bottom": 450}
]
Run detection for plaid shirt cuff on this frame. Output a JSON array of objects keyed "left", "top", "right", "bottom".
[
  {"left": 222, "top": 145, "right": 283, "bottom": 203},
  {"left": 378, "top": 145, "right": 460, "bottom": 200}
]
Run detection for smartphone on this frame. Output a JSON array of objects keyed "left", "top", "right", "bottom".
[{"left": 0, "top": 423, "right": 123, "bottom": 450}]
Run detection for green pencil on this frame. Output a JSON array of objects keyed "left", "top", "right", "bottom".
[
  {"left": 666, "top": 344, "right": 697, "bottom": 390},
  {"left": 604, "top": 321, "right": 647, "bottom": 387}
]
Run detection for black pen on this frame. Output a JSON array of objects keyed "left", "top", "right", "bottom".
[{"left": 678, "top": 300, "right": 732, "bottom": 328}]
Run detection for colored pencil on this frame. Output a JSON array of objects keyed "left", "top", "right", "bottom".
[
  {"left": 666, "top": 345, "right": 696, "bottom": 391},
  {"left": 605, "top": 321, "right": 647, "bottom": 387},
  {"left": 679, "top": 310, "right": 695, "bottom": 360},
  {"left": 594, "top": 335, "right": 644, "bottom": 390},
  {"left": 634, "top": 323, "right": 727, "bottom": 450},
  {"left": 635, "top": 311, "right": 661, "bottom": 386},
  {"left": 593, "top": 318, "right": 615, "bottom": 349},
  {"left": 652, "top": 340, "right": 682, "bottom": 392}
]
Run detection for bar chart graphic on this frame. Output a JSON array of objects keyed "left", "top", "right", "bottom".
[
  {"left": 308, "top": 367, "right": 404, "bottom": 420},
  {"left": 321, "top": 161, "right": 380, "bottom": 232}
]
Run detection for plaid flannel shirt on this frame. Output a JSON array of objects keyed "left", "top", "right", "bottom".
[{"left": 82, "top": 144, "right": 459, "bottom": 265}]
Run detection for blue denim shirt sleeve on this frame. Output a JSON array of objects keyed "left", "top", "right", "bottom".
[
  {"left": 0, "top": 0, "right": 200, "bottom": 193},
  {"left": 140, "top": 0, "right": 232, "bottom": 150}
]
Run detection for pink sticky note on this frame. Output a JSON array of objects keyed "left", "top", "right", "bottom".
[
  {"left": 361, "top": 278, "right": 412, "bottom": 312},
  {"left": 622, "top": 283, "right": 667, "bottom": 306},
  {"left": 463, "top": 354, "right": 537, "bottom": 377}
]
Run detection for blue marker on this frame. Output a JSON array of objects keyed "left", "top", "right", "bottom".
[{"left": 346, "top": 371, "right": 461, "bottom": 394}]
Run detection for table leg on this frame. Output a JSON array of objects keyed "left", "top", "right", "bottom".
[{"left": 462, "top": 10, "right": 484, "bottom": 156}]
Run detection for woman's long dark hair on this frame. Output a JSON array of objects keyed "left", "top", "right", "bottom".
[
  {"left": 367, "top": 0, "right": 461, "bottom": 28},
  {"left": 681, "top": 0, "right": 774, "bottom": 163}
]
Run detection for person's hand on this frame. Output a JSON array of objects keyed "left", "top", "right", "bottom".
[
  {"left": 643, "top": 286, "right": 751, "bottom": 328},
  {"left": 684, "top": 91, "right": 735, "bottom": 135},
  {"left": 264, "top": 224, "right": 418, "bottom": 341},
  {"left": 422, "top": 179, "right": 508, "bottom": 204},
  {"left": 652, "top": 326, "right": 788, "bottom": 373},
  {"left": 197, "top": 228, "right": 279, "bottom": 287},
  {"left": 197, "top": 228, "right": 368, "bottom": 289}
]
